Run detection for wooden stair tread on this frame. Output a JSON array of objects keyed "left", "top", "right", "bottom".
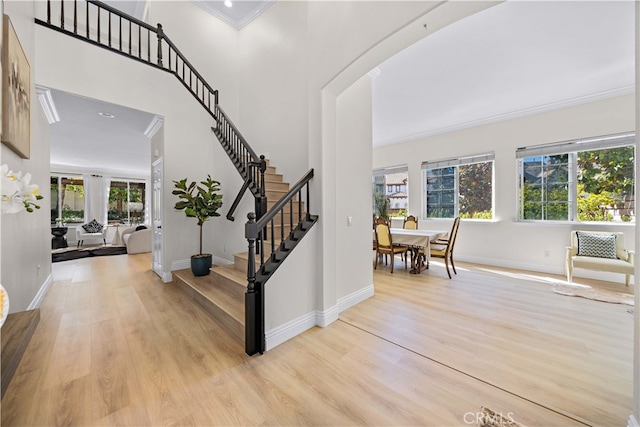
[
  {"left": 173, "top": 269, "right": 244, "bottom": 343},
  {"left": 1, "top": 309, "right": 40, "bottom": 399},
  {"left": 211, "top": 265, "right": 249, "bottom": 289}
]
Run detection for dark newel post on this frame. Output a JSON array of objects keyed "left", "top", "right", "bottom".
[
  {"left": 73, "top": 0, "right": 77, "bottom": 33},
  {"left": 47, "top": 0, "right": 51, "bottom": 24},
  {"left": 156, "top": 23, "right": 164, "bottom": 66},
  {"left": 86, "top": 2, "right": 89, "bottom": 38},
  {"left": 108, "top": 12, "right": 112, "bottom": 47},
  {"left": 306, "top": 181, "right": 311, "bottom": 219},
  {"left": 245, "top": 212, "right": 259, "bottom": 356},
  {"left": 259, "top": 155, "right": 267, "bottom": 220}
]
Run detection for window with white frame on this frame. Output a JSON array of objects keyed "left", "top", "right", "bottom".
[
  {"left": 108, "top": 180, "right": 147, "bottom": 225},
  {"left": 50, "top": 175, "right": 85, "bottom": 223},
  {"left": 372, "top": 165, "right": 408, "bottom": 218},
  {"left": 51, "top": 174, "right": 147, "bottom": 226},
  {"left": 517, "top": 132, "right": 635, "bottom": 222},
  {"left": 422, "top": 153, "right": 494, "bottom": 219}
]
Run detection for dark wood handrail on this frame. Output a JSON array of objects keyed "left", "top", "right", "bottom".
[
  {"left": 249, "top": 168, "right": 314, "bottom": 236},
  {"left": 214, "top": 106, "right": 259, "bottom": 162},
  {"left": 244, "top": 168, "right": 316, "bottom": 356}
]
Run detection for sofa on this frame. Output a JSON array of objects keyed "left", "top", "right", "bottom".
[
  {"left": 566, "top": 230, "right": 634, "bottom": 286},
  {"left": 121, "top": 226, "right": 152, "bottom": 254}
]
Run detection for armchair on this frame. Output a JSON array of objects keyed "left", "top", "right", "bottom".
[
  {"left": 76, "top": 221, "right": 107, "bottom": 247},
  {"left": 121, "top": 226, "right": 152, "bottom": 254},
  {"left": 566, "top": 230, "right": 634, "bottom": 286}
]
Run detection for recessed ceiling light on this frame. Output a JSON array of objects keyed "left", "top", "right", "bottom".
[
  {"left": 98, "top": 112, "right": 115, "bottom": 118},
  {"left": 224, "top": 0, "right": 233, "bottom": 7}
]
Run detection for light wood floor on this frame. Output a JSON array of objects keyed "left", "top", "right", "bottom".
[{"left": 1, "top": 253, "right": 633, "bottom": 426}]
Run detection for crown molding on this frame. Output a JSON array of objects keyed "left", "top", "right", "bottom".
[
  {"left": 367, "top": 67, "right": 382, "bottom": 80},
  {"left": 144, "top": 115, "right": 164, "bottom": 139},
  {"left": 236, "top": 0, "right": 275, "bottom": 30},
  {"left": 192, "top": 0, "right": 275, "bottom": 30},
  {"left": 35, "top": 85, "right": 60, "bottom": 124},
  {"left": 374, "top": 85, "right": 636, "bottom": 148}
]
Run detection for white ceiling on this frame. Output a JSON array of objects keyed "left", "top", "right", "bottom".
[
  {"left": 47, "top": 0, "right": 635, "bottom": 177},
  {"left": 373, "top": 0, "right": 635, "bottom": 147},
  {"left": 47, "top": 89, "right": 156, "bottom": 178},
  {"left": 192, "top": 0, "right": 275, "bottom": 29}
]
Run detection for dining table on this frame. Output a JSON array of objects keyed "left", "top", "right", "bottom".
[{"left": 389, "top": 228, "right": 448, "bottom": 273}]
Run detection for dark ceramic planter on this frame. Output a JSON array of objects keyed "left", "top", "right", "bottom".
[{"left": 191, "top": 254, "right": 212, "bottom": 276}]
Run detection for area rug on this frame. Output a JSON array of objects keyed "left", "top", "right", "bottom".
[
  {"left": 552, "top": 283, "right": 634, "bottom": 306},
  {"left": 478, "top": 407, "right": 526, "bottom": 427},
  {"left": 52, "top": 246, "right": 127, "bottom": 263}
]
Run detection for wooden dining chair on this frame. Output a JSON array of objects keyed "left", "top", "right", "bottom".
[
  {"left": 400, "top": 215, "right": 418, "bottom": 263},
  {"left": 429, "top": 217, "right": 460, "bottom": 279},
  {"left": 403, "top": 215, "right": 418, "bottom": 230},
  {"left": 374, "top": 219, "right": 407, "bottom": 273}
]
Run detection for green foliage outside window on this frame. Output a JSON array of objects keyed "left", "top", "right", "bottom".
[
  {"left": 426, "top": 161, "right": 493, "bottom": 219},
  {"left": 520, "top": 144, "right": 634, "bottom": 222},
  {"left": 373, "top": 192, "right": 389, "bottom": 219},
  {"left": 389, "top": 209, "right": 407, "bottom": 218},
  {"left": 459, "top": 162, "right": 492, "bottom": 219}
]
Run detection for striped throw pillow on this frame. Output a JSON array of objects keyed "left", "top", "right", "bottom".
[{"left": 576, "top": 232, "right": 617, "bottom": 259}]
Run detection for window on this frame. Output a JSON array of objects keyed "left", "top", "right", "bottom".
[
  {"left": 50, "top": 175, "right": 84, "bottom": 223},
  {"left": 373, "top": 165, "right": 408, "bottom": 218},
  {"left": 108, "top": 180, "right": 146, "bottom": 224},
  {"left": 50, "top": 175, "right": 146, "bottom": 225},
  {"left": 517, "top": 132, "right": 635, "bottom": 222},
  {"left": 422, "top": 153, "right": 494, "bottom": 219}
]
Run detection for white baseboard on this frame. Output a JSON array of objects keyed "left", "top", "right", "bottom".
[
  {"left": 171, "top": 259, "right": 190, "bottom": 271},
  {"left": 265, "top": 284, "right": 375, "bottom": 350},
  {"left": 28, "top": 273, "right": 54, "bottom": 310},
  {"left": 628, "top": 415, "right": 639, "bottom": 427},
  {"left": 316, "top": 305, "right": 339, "bottom": 327},
  {"left": 458, "top": 255, "right": 565, "bottom": 276},
  {"left": 338, "top": 284, "right": 374, "bottom": 313},
  {"left": 265, "top": 311, "right": 317, "bottom": 351},
  {"left": 161, "top": 272, "right": 173, "bottom": 283},
  {"left": 457, "top": 255, "right": 634, "bottom": 285}
]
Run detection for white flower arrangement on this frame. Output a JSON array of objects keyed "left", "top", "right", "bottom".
[{"left": 1, "top": 164, "right": 44, "bottom": 214}]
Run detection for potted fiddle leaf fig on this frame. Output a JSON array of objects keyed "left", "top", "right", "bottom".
[{"left": 173, "top": 175, "right": 223, "bottom": 276}]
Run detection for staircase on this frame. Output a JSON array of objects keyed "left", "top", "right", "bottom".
[
  {"left": 36, "top": 0, "right": 318, "bottom": 356},
  {"left": 172, "top": 161, "right": 291, "bottom": 344}
]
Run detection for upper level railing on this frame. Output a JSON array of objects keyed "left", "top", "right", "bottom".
[
  {"left": 38, "top": 0, "right": 219, "bottom": 117},
  {"left": 37, "top": 0, "right": 266, "bottom": 223}
]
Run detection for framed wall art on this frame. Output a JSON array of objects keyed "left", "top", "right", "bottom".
[{"left": 2, "top": 14, "right": 30, "bottom": 159}]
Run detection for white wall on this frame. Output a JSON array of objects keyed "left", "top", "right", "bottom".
[
  {"left": 19, "top": 0, "right": 640, "bottom": 419},
  {"left": 1, "top": 1, "right": 53, "bottom": 313},
  {"left": 33, "top": 9, "right": 238, "bottom": 278},
  {"left": 374, "top": 94, "right": 636, "bottom": 282},
  {"left": 335, "top": 75, "right": 374, "bottom": 301}
]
